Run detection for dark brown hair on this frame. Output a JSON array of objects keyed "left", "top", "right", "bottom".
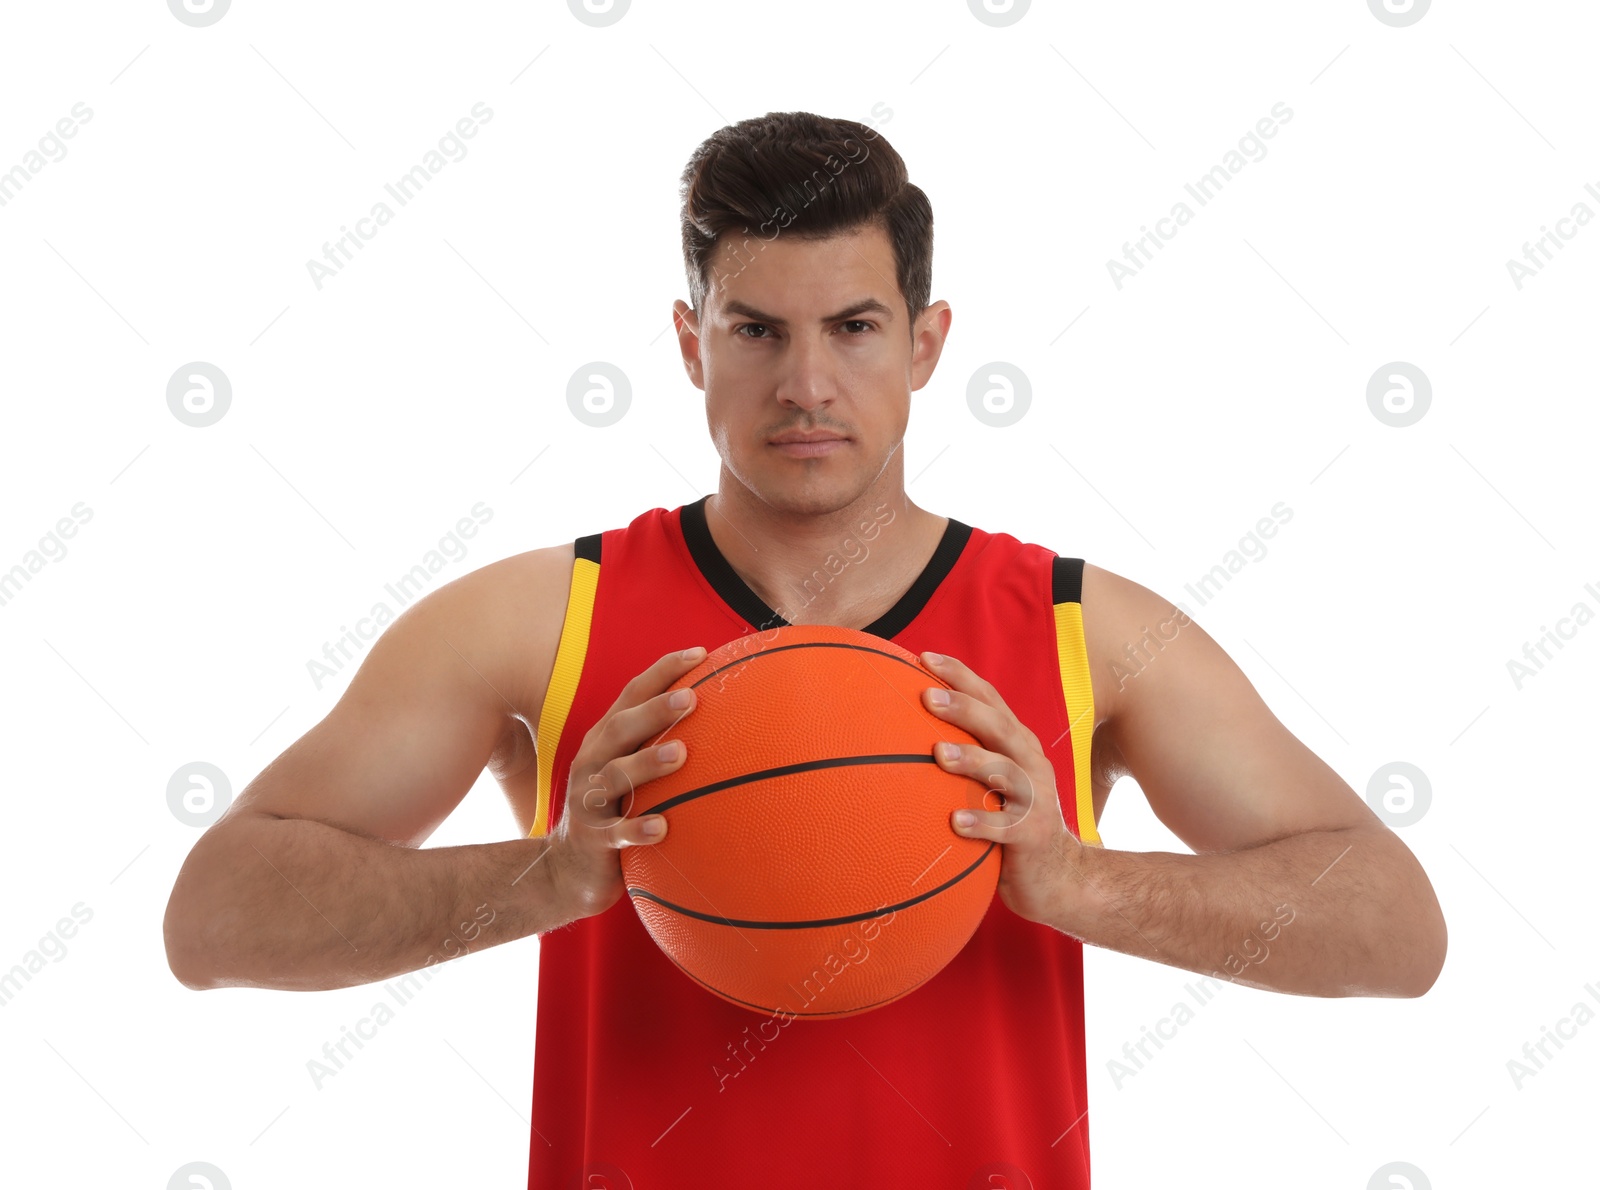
[{"left": 679, "top": 111, "right": 933, "bottom": 342}]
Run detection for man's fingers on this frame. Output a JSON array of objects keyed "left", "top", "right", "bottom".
[
  {"left": 935, "top": 742, "right": 1034, "bottom": 797},
  {"left": 922, "top": 650, "right": 1007, "bottom": 707},
  {"left": 593, "top": 650, "right": 704, "bottom": 761},
  {"left": 950, "top": 806, "right": 1012, "bottom": 840},
  {"left": 923, "top": 653, "right": 1043, "bottom": 753},
  {"left": 935, "top": 742, "right": 1040, "bottom": 827},
  {"left": 605, "top": 812, "right": 670, "bottom": 850},
  {"left": 592, "top": 644, "right": 702, "bottom": 744},
  {"left": 610, "top": 646, "right": 707, "bottom": 717},
  {"left": 576, "top": 737, "right": 689, "bottom": 821}
]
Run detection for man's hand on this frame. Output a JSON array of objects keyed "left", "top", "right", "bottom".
[
  {"left": 544, "top": 646, "right": 705, "bottom": 923},
  {"left": 919, "top": 650, "right": 1089, "bottom": 926}
]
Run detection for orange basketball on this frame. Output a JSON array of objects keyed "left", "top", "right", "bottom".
[{"left": 619, "top": 623, "right": 1000, "bottom": 1019}]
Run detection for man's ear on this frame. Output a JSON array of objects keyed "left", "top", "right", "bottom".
[
  {"left": 910, "top": 300, "right": 952, "bottom": 391},
  {"left": 672, "top": 298, "right": 705, "bottom": 389}
]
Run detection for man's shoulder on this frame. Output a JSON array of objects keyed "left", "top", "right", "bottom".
[
  {"left": 1075, "top": 561, "right": 1186, "bottom": 723},
  {"left": 400, "top": 541, "right": 578, "bottom": 720},
  {"left": 448, "top": 540, "right": 577, "bottom": 610},
  {"left": 418, "top": 501, "right": 676, "bottom": 690}
]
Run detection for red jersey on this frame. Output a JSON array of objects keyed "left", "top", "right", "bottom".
[{"left": 525, "top": 497, "right": 1102, "bottom": 1188}]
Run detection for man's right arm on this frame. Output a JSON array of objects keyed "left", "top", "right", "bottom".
[{"left": 162, "top": 548, "right": 580, "bottom": 992}]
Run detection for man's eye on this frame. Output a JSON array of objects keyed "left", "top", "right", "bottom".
[{"left": 735, "top": 321, "right": 873, "bottom": 338}]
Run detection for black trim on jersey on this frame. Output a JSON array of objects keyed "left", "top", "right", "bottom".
[
  {"left": 1052, "top": 555, "right": 1084, "bottom": 605},
  {"left": 574, "top": 533, "right": 602, "bottom": 563},
  {"left": 677, "top": 495, "right": 973, "bottom": 639}
]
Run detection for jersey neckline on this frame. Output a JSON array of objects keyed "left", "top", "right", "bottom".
[{"left": 676, "top": 495, "right": 973, "bottom": 640}]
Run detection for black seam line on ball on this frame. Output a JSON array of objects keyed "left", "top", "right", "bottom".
[
  {"left": 626, "top": 841, "right": 996, "bottom": 930},
  {"left": 688, "top": 639, "right": 933, "bottom": 690},
  {"left": 647, "top": 753, "right": 940, "bottom": 817}
]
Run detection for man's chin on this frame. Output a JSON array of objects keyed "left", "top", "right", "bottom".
[{"left": 746, "top": 474, "right": 866, "bottom": 519}]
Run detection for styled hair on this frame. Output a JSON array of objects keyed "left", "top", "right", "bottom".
[{"left": 678, "top": 111, "right": 933, "bottom": 341}]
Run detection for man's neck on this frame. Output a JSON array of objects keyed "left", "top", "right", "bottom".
[{"left": 702, "top": 480, "right": 947, "bottom": 631}]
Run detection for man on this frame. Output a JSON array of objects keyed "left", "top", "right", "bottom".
[{"left": 164, "top": 111, "right": 1446, "bottom": 1186}]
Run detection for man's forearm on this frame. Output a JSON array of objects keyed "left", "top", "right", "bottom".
[
  {"left": 164, "top": 814, "right": 574, "bottom": 992},
  {"left": 1048, "top": 825, "right": 1446, "bottom": 997}
]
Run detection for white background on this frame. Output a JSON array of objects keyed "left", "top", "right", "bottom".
[{"left": 1, "top": 0, "right": 1594, "bottom": 1186}]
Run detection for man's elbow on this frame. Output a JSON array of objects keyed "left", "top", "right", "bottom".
[
  {"left": 163, "top": 878, "right": 222, "bottom": 991},
  {"left": 1373, "top": 831, "right": 1448, "bottom": 998},
  {"left": 164, "top": 908, "right": 208, "bottom": 991},
  {"left": 1395, "top": 898, "right": 1448, "bottom": 998}
]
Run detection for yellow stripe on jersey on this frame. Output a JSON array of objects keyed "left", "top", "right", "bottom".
[
  {"left": 529, "top": 543, "right": 601, "bottom": 839},
  {"left": 1053, "top": 586, "right": 1102, "bottom": 847}
]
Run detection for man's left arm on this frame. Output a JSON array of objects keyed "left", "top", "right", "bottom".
[{"left": 919, "top": 563, "right": 1447, "bottom": 999}]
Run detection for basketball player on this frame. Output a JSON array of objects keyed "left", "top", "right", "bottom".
[{"left": 164, "top": 112, "right": 1447, "bottom": 1187}]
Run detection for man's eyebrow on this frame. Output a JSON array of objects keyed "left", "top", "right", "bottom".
[{"left": 720, "top": 298, "right": 895, "bottom": 327}]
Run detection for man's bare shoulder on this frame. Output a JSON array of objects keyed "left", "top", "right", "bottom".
[
  {"left": 1078, "top": 562, "right": 1149, "bottom": 722},
  {"left": 1076, "top": 561, "right": 1194, "bottom": 778},
  {"left": 1076, "top": 561, "right": 1376, "bottom": 854},
  {"left": 418, "top": 540, "right": 577, "bottom": 726}
]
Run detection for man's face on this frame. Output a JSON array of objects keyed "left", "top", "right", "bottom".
[{"left": 673, "top": 223, "right": 950, "bottom": 517}]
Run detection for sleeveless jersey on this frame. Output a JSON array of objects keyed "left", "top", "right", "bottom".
[{"left": 525, "top": 496, "right": 1102, "bottom": 1188}]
